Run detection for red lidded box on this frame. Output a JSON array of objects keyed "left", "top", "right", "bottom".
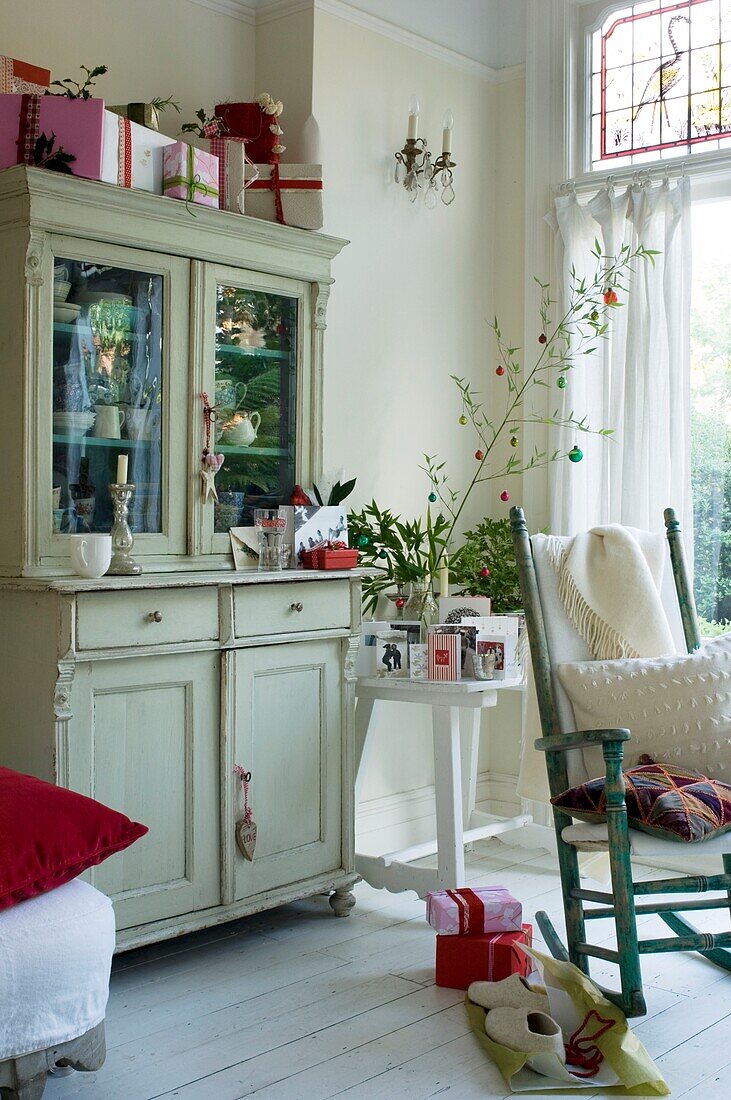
[
  {"left": 435, "top": 923, "right": 532, "bottom": 990},
  {"left": 300, "top": 548, "right": 359, "bottom": 570}
]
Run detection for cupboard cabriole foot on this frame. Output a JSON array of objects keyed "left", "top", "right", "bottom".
[{"left": 329, "top": 887, "right": 356, "bottom": 917}]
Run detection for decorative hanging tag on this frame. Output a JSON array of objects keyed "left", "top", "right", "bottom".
[
  {"left": 234, "top": 764, "right": 257, "bottom": 860},
  {"left": 200, "top": 392, "right": 224, "bottom": 503}
]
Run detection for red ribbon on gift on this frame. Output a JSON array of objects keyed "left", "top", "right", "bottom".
[
  {"left": 117, "top": 116, "right": 132, "bottom": 188},
  {"left": 247, "top": 163, "right": 323, "bottom": 227},
  {"left": 16, "top": 93, "right": 41, "bottom": 165},
  {"left": 445, "top": 888, "right": 492, "bottom": 935}
]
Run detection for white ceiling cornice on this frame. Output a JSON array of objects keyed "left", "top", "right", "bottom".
[{"left": 186, "top": 0, "right": 527, "bottom": 82}]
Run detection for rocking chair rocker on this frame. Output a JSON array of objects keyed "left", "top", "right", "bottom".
[{"left": 510, "top": 506, "right": 731, "bottom": 1018}]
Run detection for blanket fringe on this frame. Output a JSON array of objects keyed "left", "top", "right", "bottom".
[{"left": 545, "top": 537, "right": 640, "bottom": 661}]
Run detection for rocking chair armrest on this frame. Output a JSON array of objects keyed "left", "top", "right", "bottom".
[{"left": 534, "top": 728, "right": 631, "bottom": 754}]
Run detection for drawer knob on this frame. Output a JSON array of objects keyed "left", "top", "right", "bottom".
[
  {"left": 148, "top": 610, "right": 163, "bottom": 623},
  {"left": 290, "top": 602, "right": 304, "bottom": 612}
]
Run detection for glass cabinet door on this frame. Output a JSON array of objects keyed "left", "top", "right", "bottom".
[
  {"left": 51, "top": 257, "right": 164, "bottom": 537},
  {"left": 212, "top": 280, "right": 300, "bottom": 534}
]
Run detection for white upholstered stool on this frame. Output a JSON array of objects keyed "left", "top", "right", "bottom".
[{"left": 0, "top": 879, "right": 115, "bottom": 1100}]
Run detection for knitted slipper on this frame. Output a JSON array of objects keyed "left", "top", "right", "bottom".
[
  {"left": 468, "top": 973, "right": 548, "bottom": 1012},
  {"left": 484, "top": 1007, "right": 565, "bottom": 1062}
]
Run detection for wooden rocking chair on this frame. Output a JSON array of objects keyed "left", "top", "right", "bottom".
[{"left": 510, "top": 506, "right": 731, "bottom": 1018}]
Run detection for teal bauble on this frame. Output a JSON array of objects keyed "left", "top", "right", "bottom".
[
  {"left": 557, "top": 375, "right": 568, "bottom": 389},
  {"left": 428, "top": 492, "right": 437, "bottom": 502},
  {"left": 357, "top": 535, "right": 369, "bottom": 548},
  {"left": 568, "top": 446, "right": 584, "bottom": 463},
  {"left": 378, "top": 549, "right": 387, "bottom": 559}
]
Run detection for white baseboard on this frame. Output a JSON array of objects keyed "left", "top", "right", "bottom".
[{"left": 356, "top": 770, "right": 553, "bottom": 858}]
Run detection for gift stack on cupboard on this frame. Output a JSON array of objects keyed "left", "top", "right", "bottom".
[{"left": 0, "top": 56, "right": 358, "bottom": 949}]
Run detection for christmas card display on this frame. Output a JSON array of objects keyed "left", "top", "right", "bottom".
[
  {"left": 427, "top": 631, "right": 461, "bottom": 681},
  {"left": 463, "top": 615, "right": 521, "bottom": 680},
  {"left": 426, "top": 887, "right": 523, "bottom": 936},
  {"left": 162, "top": 141, "right": 219, "bottom": 208},
  {"left": 293, "top": 505, "right": 347, "bottom": 562},
  {"left": 102, "top": 111, "right": 176, "bottom": 193},
  {"left": 0, "top": 93, "right": 106, "bottom": 177},
  {"left": 435, "top": 924, "right": 533, "bottom": 990},
  {"left": 0, "top": 57, "right": 50, "bottom": 95},
  {"left": 428, "top": 624, "right": 476, "bottom": 678},
  {"left": 229, "top": 526, "right": 259, "bottom": 571},
  {"left": 244, "top": 163, "right": 323, "bottom": 231},
  {"left": 438, "top": 595, "right": 491, "bottom": 624}
]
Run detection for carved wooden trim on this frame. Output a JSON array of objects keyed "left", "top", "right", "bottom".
[
  {"left": 54, "top": 659, "right": 75, "bottom": 788},
  {"left": 24, "top": 230, "right": 45, "bottom": 286},
  {"left": 310, "top": 281, "right": 332, "bottom": 484}
]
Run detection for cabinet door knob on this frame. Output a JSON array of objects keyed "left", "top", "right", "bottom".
[
  {"left": 148, "top": 610, "right": 163, "bottom": 623},
  {"left": 290, "top": 602, "right": 304, "bottom": 612}
]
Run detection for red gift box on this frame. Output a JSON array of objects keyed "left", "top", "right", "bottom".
[
  {"left": 0, "top": 57, "right": 50, "bottom": 95},
  {"left": 300, "top": 547, "right": 359, "bottom": 570},
  {"left": 435, "top": 923, "right": 532, "bottom": 990},
  {"left": 214, "top": 101, "right": 278, "bottom": 164}
]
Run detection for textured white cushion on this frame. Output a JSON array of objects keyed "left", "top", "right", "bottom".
[
  {"left": 562, "top": 820, "right": 731, "bottom": 876},
  {"left": 557, "top": 634, "right": 731, "bottom": 782},
  {"left": 0, "top": 879, "right": 115, "bottom": 1060}
]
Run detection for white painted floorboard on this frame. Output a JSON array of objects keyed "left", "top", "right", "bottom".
[{"left": 44, "top": 841, "right": 731, "bottom": 1100}]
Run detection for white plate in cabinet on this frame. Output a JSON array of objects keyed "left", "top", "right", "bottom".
[
  {"left": 231, "top": 638, "right": 343, "bottom": 900},
  {"left": 76, "top": 588, "right": 219, "bottom": 651},
  {"left": 234, "top": 580, "right": 350, "bottom": 639}
]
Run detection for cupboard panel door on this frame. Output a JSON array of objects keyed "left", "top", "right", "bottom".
[
  {"left": 233, "top": 639, "right": 343, "bottom": 899},
  {"left": 70, "top": 650, "right": 220, "bottom": 931}
]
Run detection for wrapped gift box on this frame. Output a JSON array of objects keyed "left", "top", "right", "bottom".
[
  {"left": 427, "top": 632, "right": 461, "bottom": 681},
  {"left": 102, "top": 112, "right": 177, "bottom": 193},
  {"left": 435, "top": 924, "right": 532, "bottom": 990},
  {"left": 195, "top": 134, "right": 247, "bottom": 213},
  {"left": 426, "top": 887, "right": 522, "bottom": 936},
  {"left": 244, "top": 164, "right": 323, "bottom": 230},
  {"left": 0, "top": 93, "right": 105, "bottom": 179},
  {"left": 301, "top": 547, "right": 359, "bottom": 570},
  {"left": 163, "top": 141, "right": 218, "bottom": 208},
  {"left": 0, "top": 57, "right": 50, "bottom": 95},
  {"left": 215, "top": 101, "right": 277, "bottom": 164}
]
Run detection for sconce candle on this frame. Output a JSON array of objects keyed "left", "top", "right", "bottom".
[
  {"left": 442, "top": 108, "right": 454, "bottom": 156},
  {"left": 407, "top": 94, "right": 419, "bottom": 140},
  {"left": 116, "top": 454, "right": 128, "bottom": 485}
]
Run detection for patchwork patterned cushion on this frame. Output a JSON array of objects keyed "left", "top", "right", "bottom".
[{"left": 551, "top": 759, "right": 731, "bottom": 843}]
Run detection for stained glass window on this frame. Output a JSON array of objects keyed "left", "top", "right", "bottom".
[{"left": 591, "top": 1, "right": 731, "bottom": 167}]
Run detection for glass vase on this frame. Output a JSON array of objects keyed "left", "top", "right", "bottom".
[{"left": 404, "top": 578, "right": 439, "bottom": 643}]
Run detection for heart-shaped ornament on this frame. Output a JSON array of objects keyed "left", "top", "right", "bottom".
[{"left": 235, "top": 818, "right": 257, "bottom": 861}]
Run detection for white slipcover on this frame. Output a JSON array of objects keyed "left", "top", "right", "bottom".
[{"left": 0, "top": 880, "right": 115, "bottom": 1060}]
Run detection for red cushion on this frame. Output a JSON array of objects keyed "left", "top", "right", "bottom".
[{"left": 0, "top": 767, "right": 147, "bottom": 910}]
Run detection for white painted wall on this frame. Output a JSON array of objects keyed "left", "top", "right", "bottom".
[{"left": 0, "top": 0, "right": 255, "bottom": 135}]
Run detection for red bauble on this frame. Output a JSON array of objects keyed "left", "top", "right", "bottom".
[
  {"left": 481, "top": 567, "right": 491, "bottom": 577},
  {"left": 500, "top": 490, "right": 510, "bottom": 502},
  {"left": 475, "top": 450, "right": 485, "bottom": 461},
  {"left": 538, "top": 333, "right": 547, "bottom": 344},
  {"left": 495, "top": 365, "right": 505, "bottom": 376},
  {"left": 290, "top": 484, "right": 312, "bottom": 506},
  {"left": 395, "top": 597, "right": 405, "bottom": 609},
  {"left": 603, "top": 288, "right": 618, "bottom": 305}
]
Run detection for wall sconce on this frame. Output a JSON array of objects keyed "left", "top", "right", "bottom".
[{"left": 394, "top": 96, "right": 456, "bottom": 207}]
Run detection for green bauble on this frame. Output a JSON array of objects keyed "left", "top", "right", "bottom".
[
  {"left": 378, "top": 549, "right": 387, "bottom": 559},
  {"left": 459, "top": 414, "right": 468, "bottom": 425},
  {"left": 428, "top": 492, "right": 438, "bottom": 502},
  {"left": 510, "top": 435, "right": 519, "bottom": 448},
  {"left": 568, "top": 446, "right": 583, "bottom": 463},
  {"left": 357, "top": 535, "right": 369, "bottom": 548},
  {"left": 557, "top": 375, "right": 568, "bottom": 389}
]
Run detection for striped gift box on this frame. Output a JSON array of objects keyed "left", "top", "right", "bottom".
[
  {"left": 428, "top": 632, "right": 460, "bottom": 681},
  {"left": 426, "top": 887, "right": 523, "bottom": 935}
]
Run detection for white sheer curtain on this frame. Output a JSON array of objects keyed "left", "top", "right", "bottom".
[{"left": 545, "top": 177, "right": 692, "bottom": 539}]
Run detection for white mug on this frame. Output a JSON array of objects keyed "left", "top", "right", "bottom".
[
  {"left": 93, "top": 405, "right": 125, "bottom": 439},
  {"left": 69, "top": 534, "right": 112, "bottom": 579}
]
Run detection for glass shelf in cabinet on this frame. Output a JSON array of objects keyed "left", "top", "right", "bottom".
[
  {"left": 52, "top": 434, "right": 155, "bottom": 447},
  {"left": 218, "top": 444, "right": 289, "bottom": 457},
  {"left": 214, "top": 344, "right": 289, "bottom": 360},
  {"left": 52, "top": 322, "right": 148, "bottom": 341}
]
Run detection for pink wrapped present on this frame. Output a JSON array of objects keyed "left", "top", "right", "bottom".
[
  {"left": 195, "top": 133, "right": 248, "bottom": 213},
  {"left": 426, "top": 887, "right": 522, "bottom": 936},
  {"left": 244, "top": 163, "right": 323, "bottom": 230},
  {"left": 0, "top": 57, "right": 50, "bottom": 95},
  {"left": 163, "top": 141, "right": 218, "bottom": 208},
  {"left": 0, "top": 93, "right": 105, "bottom": 179},
  {"left": 101, "top": 112, "right": 176, "bottom": 194}
]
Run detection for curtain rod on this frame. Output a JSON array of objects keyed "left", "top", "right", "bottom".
[{"left": 554, "top": 163, "right": 686, "bottom": 196}]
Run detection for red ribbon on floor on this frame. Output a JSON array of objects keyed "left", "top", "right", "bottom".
[{"left": 565, "top": 1010, "right": 615, "bottom": 1077}]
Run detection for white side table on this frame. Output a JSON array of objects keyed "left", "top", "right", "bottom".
[{"left": 354, "top": 677, "right": 530, "bottom": 897}]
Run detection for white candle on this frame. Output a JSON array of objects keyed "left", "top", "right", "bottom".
[
  {"left": 442, "top": 108, "right": 454, "bottom": 156},
  {"left": 407, "top": 94, "right": 420, "bottom": 141},
  {"left": 116, "top": 454, "right": 128, "bottom": 485},
  {"left": 439, "top": 556, "right": 449, "bottom": 597}
]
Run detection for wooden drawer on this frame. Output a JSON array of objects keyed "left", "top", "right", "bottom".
[
  {"left": 76, "top": 588, "right": 219, "bottom": 650},
  {"left": 234, "top": 580, "right": 350, "bottom": 638}
]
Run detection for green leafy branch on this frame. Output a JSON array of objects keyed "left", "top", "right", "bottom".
[{"left": 50, "top": 64, "right": 108, "bottom": 100}]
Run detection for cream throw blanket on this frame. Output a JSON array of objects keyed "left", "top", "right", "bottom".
[
  {"left": 518, "top": 525, "right": 675, "bottom": 808},
  {"left": 545, "top": 525, "right": 675, "bottom": 660}
]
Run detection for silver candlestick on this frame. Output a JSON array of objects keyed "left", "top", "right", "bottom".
[{"left": 108, "top": 483, "right": 142, "bottom": 575}]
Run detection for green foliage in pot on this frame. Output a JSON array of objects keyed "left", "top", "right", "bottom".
[{"left": 448, "top": 517, "right": 522, "bottom": 613}]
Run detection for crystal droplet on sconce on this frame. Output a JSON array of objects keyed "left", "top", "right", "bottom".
[
  {"left": 442, "top": 182, "right": 456, "bottom": 205},
  {"left": 394, "top": 160, "right": 406, "bottom": 184},
  {"left": 424, "top": 181, "right": 438, "bottom": 209}
]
